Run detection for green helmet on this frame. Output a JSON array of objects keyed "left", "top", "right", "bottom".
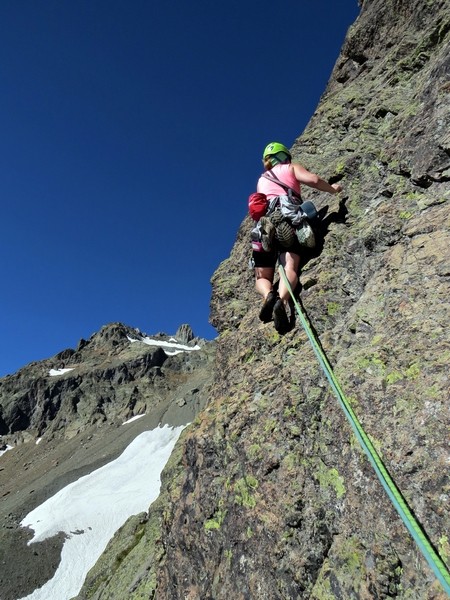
[{"left": 262, "top": 142, "right": 291, "bottom": 160}]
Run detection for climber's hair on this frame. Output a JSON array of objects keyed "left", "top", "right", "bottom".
[{"left": 263, "top": 152, "right": 292, "bottom": 171}]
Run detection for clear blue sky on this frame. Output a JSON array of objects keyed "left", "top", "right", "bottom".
[{"left": 0, "top": 0, "right": 359, "bottom": 377}]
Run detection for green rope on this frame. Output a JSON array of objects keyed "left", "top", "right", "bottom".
[{"left": 279, "top": 265, "right": 450, "bottom": 596}]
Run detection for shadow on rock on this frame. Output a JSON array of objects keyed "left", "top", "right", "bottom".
[{"left": 300, "top": 197, "right": 349, "bottom": 270}]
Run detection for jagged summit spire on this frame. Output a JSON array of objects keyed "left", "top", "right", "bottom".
[{"left": 175, "top": 324, "right": 194, "bottom": 344}]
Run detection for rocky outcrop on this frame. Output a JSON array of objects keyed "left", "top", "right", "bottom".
[
  {"left": 76, "top": 0, "right": 450, "bottom": 598},
  {"left": 0, "top": 323, "right": 215, "bottom": 600},
  {"left": 0, "top": 323, "right": 211, "bottom": 441}
]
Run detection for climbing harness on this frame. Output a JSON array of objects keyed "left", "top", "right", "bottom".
[{"left": 278, "top": 265, "right": 450, "bottom": 596}]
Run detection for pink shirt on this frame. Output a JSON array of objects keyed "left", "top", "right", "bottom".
[{"left": 257, "top": 164, "right": 301, "bottom": 199}]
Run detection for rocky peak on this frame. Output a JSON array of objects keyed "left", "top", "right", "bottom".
[
  {"left": 0, "top": 322, "right": 212, "bottom": 443},
  {"left": 175, "top": 323, "right": 195, "bottom": 344},
  {"left": 75, "top": 322, "right": 140, "bottom": 352}
]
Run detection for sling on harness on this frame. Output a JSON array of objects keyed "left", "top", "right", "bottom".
[
  {"left": 252, "top": 171, "right": 318, "bottom": 250},
  {"left": 261, "top": 170, "right": 318, "bottom": 224}
]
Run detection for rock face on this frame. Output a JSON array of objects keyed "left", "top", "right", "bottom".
[
  {"left": 0, "top": 323, "right": 215, "bottom": 600},
  {"left": 75, "top": 0, "right": 449, "bottom": 598}
]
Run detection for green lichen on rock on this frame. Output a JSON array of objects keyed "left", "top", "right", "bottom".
[
  {"left": 233, "top": 475, "right": 259, "bottom": 509},
  {"left": 204, "top": 501, "right": 227, "bottom": 531},
  {"left": 311, "top": 536, "right": 403, "bottom": 599},
  {"left": 314, "top": 460, "right": 346, "bottom": 499}
]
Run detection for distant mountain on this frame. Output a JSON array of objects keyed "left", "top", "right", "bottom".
[{"left": 0, "top": 322, "right": 215, "bottom": 600}]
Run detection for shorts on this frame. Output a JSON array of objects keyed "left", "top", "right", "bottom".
[
  {"left": 252, "top": 238, "right": 302, "bottom": 269},
  {"left": 252, "top": 248, "right": 278, "bottom": 268}
]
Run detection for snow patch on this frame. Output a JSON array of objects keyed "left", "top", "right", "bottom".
[
  {"left": 127, "top": 335, "right": 200, "bottom": 354},
  {"left": 122, "top": 414, "right": 146, "bottom": 425},
  {"left": 0, "top": 444, "right": 13, "bottom": 457},
  {"left": 18, "top": 424, "right": 185, "bottom": 600},
  {"left": 49, "top": 368, "right": 74, "bottom": 377}
]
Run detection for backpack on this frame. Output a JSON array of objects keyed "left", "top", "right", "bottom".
[{"left": 248, "top": 192, "right": 269, "bottom": 221}]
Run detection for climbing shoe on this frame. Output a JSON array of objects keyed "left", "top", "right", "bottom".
[
  {"left": 273, "top": 299, "right": 290, "bottom": 334},
  {"left": 276, "top": 220, "right": 296, "bottom": 248},
  {"left": 269, "top": 209, "right": 296, "bottom": 249},
  {"left": 259, "top": 290, "right": 278, "bottom": 323},
  {"left": 259, "top": 216, "right": 275, "bottom": 252}
]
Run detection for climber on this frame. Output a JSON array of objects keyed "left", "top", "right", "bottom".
[{"left": 254, "top": 142, "right": 343, "bottom": 334}]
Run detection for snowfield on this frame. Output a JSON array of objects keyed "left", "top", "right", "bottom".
[{"left": 18, "top": 424, "right": 185, "bottom": 600}]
